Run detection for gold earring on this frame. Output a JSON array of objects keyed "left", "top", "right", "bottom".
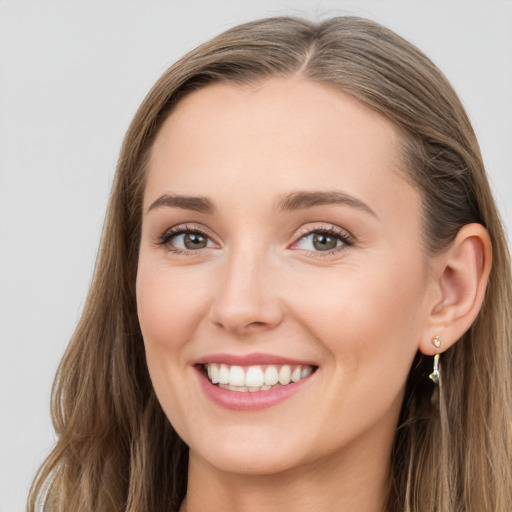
[
  {"left": 429, "top": 354, "right": 440, "bottom": 384},
  {"left": 432, "top": 335, "right": 442, "bottom": 349}
]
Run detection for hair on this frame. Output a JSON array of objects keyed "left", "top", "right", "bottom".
[{"left": 28, "top": 15, "right": 512, "bottom": 512}]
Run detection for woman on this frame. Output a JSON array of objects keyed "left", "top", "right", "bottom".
[{"left": 28, "top": 16, "right": 512, "bottom": 512}]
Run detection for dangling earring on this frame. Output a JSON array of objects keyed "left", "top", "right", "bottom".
[
  {"left": 429, "top": 354, "right": 440, "bottom": 384},
  {"left": 429, "top": 335, "right": 441, "bottom": 384}
]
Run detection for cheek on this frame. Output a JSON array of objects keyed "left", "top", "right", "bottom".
[
  {"left": 136, "top": 262, "right": 205, "bottom": 397},
  {"left": 135, "top": 261, "right": 214, "bottom": 435},
  {"left": 136, "top": 262, "right": 211, "bottom": 352},
  {"left": 294, "top": 259, "right": 426, "bottom": 444},
  {"left": 289, "top": 257, "right": 426, "bottom": 377}
]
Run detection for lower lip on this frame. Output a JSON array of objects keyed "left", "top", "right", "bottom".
[{"left": 196, "top": 367, "right": 315, "bottom": 411}]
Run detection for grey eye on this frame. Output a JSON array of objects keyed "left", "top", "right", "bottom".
[
  {"left": 183, "top": 233, "right": 208, "bottom": 249},
  {"left": 312, "top": 233, "right": 338, "bottom": 251},
  {"left": 171, "top": 232, "right": 212, "bottom": 250},
  {"left": 296, "top": 232, "right": 344, "bottom": 252}
]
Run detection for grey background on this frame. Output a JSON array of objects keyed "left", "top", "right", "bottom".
[{"left": 1, "top": 1, "right": 511, "bottom": 510}]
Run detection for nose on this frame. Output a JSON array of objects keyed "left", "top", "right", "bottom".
[{"left": 209, "top": 249, "right": 284, "bottom": 336}]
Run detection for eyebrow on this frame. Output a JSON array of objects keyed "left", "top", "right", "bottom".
[
  {"left": 147, "top": 194, "right": 215, "bottom": 214},
  {"left": 146, "top": 190, "right": 376, "bottom": 217},
  {"left": 277, "top": 190, "right": 377, "bottom": 217}
]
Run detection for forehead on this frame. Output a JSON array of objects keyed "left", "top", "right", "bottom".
[{"left": 145, "top": 78, "right": 419, "bottom": 223}]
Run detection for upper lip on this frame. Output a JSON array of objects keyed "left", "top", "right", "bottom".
[{"left": 193, "top": 352, "right": 318, "bottom": 367}]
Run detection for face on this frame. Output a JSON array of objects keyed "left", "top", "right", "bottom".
[{"left": 136, "top": 78, "right": 433, "bottom": 477}]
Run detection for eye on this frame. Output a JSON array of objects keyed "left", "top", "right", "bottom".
[
  {"left": 172, "top": 232, "right": 211, "bottom": 250},
  {"left": 291, "top": 225, "right": 354, "bottom": 254},
  {"left": 156, "top": 225, "right": 217, "bottom": 254}
]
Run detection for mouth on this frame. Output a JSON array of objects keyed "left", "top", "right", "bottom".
[
  {"left": 200, "top": 362, "right": 317, "bottom": 392},
  {"left": 193, "top": 353, "right": 319, "bottom": 410}
]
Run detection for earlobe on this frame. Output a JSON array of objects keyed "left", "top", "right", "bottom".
[{"left": 419, "top": 223, "right": 492, "bottom": 356}]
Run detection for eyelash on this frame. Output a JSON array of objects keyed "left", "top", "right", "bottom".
[
  {"left": 155, "top": 223, "right": 355, "bottom": 256},
  {"left": 293, "top": 224, "right": 355, "bottom": 256},
  {"left": 155, "top": 224, "right": 215, "bottom": 255}
]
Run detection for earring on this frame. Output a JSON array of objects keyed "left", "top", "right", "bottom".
[
  {"left": 432, "top": 335, "right": 442, "bottom": 349},
  {"left": 429, "top": 354, "right": 441, "bottom": 384},
  {"left": 429, "top": 335, "right": 441, "bottom": 384}
]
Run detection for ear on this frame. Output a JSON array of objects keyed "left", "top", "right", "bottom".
[{"left": 419, "top": 223, "right": 492, "bottom": 356}]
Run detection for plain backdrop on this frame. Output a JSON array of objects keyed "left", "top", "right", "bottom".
[{"left": 1, "top": 1, "right": 511, "bottom": 510}]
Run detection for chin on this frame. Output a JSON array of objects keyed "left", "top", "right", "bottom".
[
  {"left": 187, "top": 429, "right": 310, "bottom": 477},
  {"left": 197, "top": 450, "right": 302, "bottom": 477}
]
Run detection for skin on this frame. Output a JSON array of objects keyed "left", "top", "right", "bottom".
[{"left": 136, "top": 78, "right": 452, "bottom": 511}]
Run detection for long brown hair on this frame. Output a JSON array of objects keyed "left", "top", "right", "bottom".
[{"left": 28, "top": 16, "right": 512, "bottom": 511}]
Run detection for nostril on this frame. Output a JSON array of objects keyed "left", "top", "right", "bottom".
[{"left": 212, "top": 316, "right": 281, "bottom": 335}]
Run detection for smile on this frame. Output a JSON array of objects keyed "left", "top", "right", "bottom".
[
  {"left": 194, "top": 354, "right": 318, "bottom": 410},
  {"left": 204, "top": 363, "right": 315, "bottom": 392}
]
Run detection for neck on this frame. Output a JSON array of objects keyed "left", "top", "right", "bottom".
[{"left": 182, "top": 434, "right": 391, "bottom": 512}]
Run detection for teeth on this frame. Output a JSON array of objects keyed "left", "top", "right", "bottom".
[
  {"left": 218, "top": 364, "right": 229, "bottom": 385},
  {"left": 204, "top": 363, "right": 315, "bottom": 391},
  {"left": 229, "top": 366, "right": 245, "bottom": 387},
  {"left": 246, "top": 366, "right": 265, "bottom": 387},
  {"left": 219, "top": 383, "right": 248, "bottom": 392},
  {"left": 208, "top": 364, "right": 219, "bottom": 384},
  {"left": 291, "top": 367, "right": 302, "bottom": 382},
  {"left": 264, "top": 366, "right": 278, "bottom": 385},
  {"left": 278, "top": 365, "right": 291, "bottom": 385},
  {"left": 301, "top": 366, "right": 312, "bottom": 378}
]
